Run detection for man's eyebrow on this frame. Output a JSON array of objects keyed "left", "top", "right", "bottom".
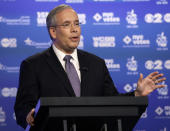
[
  {"left": 62, "top": 19, "right": 79, "bottom": 23},
  {"left": 75, "top": 19, "right": 79, "bottom": 22},
  {"left": 62, "top": 21, "right": 71, "bottom": 23}
]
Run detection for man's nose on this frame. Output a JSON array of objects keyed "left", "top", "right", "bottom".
[{"left": 70, "top": 24, "right": 78, "bottom": 32}]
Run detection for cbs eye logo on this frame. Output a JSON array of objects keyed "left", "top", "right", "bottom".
[
  {"left": 145, "top": 13, "right": 170, "bottom": 23},
  {"left": 145, "top": 60, "right": 170, "bottom": 70},
  {"left": 1, "top": 38, "right": 17, "bottom": 48}
]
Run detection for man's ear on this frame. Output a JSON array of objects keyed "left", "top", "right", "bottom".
[{"left": 49, "top": 27, "right": 57, "bottom": 40}]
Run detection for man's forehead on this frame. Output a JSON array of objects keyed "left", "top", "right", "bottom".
[
  {"left": 55, "top": 9, "right": 79, "bottom": 22},
  {"left": 57, "top": 8, "right": 77, "bottom": 17}
]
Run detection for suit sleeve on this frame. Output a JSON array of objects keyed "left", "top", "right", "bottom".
[
  {"left": 14, "top": 60, "right": 40, "bottom": 129},
  {"left": 102, "top": 61, "right": 119, "bottom": 96}
]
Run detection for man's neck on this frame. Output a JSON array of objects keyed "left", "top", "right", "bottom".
[{"left": 53, "top": 43, "right": 75, "bottom": 55}]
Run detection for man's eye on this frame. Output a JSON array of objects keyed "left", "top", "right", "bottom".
[
  {"left": 75, "top": 22, "right": 80, "bottom": 26},
  {"left": 63, "top": 23, "right": 70, "bottom": 27}
]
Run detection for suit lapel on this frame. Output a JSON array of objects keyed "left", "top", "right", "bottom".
[
  {"left": 77, "top": 50, "right": 89, "bottom": 96},
  {"left": 44, "top": 47, "right": 76, "bottom": 96}
]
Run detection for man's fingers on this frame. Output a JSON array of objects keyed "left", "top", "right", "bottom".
[
  {"left": 152, "top": 73, "right": 164, "bottom": 81},
  {"left": 31, "top": 108, "right": 35, "bottom": 116},
  {"left": 30, "top": 122, "right": 35, "bottom": 126},
  {"left": 138, "top": 73, "right": 143, "bottom": 83},
  {"left": 27, "top": 115, "right": 35, "bottom": 126},
  {"left": 155, "top": 84, "right": 166, "bottom": 89},
  {"left": 28, "top": 117, "right": 34, "bottom": 126},
  {"left": 155, "top": 77, "right": 166, "bottom": 84},
  {"left": 26, "top": 108, "right": 35, "bottom": 126},
  {"left": 147, "top": 71, "right": 159, "bottom": 79},
  {"left": 147, "top": 72, "right": 166, "bottom": 85},
  {"left": 30, "top": 115, "right": 34, "bottom": 122}
]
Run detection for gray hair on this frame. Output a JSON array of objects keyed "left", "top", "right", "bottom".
[{"left": 46, "top": 4, "right": 73, "bottom": 40}]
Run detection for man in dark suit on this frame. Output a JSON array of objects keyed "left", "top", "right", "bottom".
[{"left": 14, "top": 4, "right": 166, "bottom": 130}]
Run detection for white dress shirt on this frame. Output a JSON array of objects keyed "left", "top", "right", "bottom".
[{"left": 52, "top": 44, "right": 81, "bottom": 81}]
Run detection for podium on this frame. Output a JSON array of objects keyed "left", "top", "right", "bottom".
[{"left": 26, "top": 96, "right": 148, "bottom": 131}]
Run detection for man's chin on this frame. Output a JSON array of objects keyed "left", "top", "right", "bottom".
[
  {"left": 66, "top": 45, "right": 78, "bottom": 53},
  {"left": 70, "top": 42, "right": 79, "bottom": 49}
]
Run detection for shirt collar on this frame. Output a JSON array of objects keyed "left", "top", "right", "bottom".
[{"left": 52, "top": 44, "right": 78, "bottom": 61}]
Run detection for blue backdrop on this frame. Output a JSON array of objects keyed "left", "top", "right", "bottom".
[{"left": 0, "top": 0, "right": 170, "bottom": 131}]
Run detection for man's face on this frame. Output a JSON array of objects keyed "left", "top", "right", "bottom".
[{"left": 51, "top": 8, "right": 81, "bottom": 54}]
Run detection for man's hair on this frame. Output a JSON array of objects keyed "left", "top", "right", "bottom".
[{"left": 46, "top": 4, "right": 73, "bottom": 40}]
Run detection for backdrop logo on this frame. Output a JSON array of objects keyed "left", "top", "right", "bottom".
[
  {"left": 141, "top": 109, "right": 147, "bottom": 118},
  {"left": 35, "top": 0, "right": 59, "bottom": 1},
  {"left": 1, "top": 87, "right": 17, "bottom": 97},
  {"left": 123, "top": 35, "right": 150, "bottom": 48},
  {"left": 93, "top": 13, "right": 102, "bottom": 22},
  {"left": 104, "top": 59, "right": 120, "bottom": 71},
  {"left": 145, "top": 60, "right": 163, "bottom": 70},
  {"left": 0, "top": 107, "right": 6, "bottom": 123},
  {"left": 0, "top": 63, "right": 6, "bottom": 71},
  {"left": 93, "top": 0, "right": 115, "bottom": 1},
  {"left": 155, "top": 106, "right": 170, "bottom": 119},
  {"left": 145, "top": 60, "right": 170, "bottom": 70},
  {"left": 78, "top": 14, "right": 86, "bottom": 25},
  {"left": 93, "top": 36, "right": 116, "bottom": 47},
  {"left": 157, "top": 82, "right": 169, "bottom": 100},
  {"left": 126, "top": 9, "right": 138, "bottom": 28},
  {"left": 145, "top": 13, "right": 170, "bottom": 23},
  {"left": 24, "top": 37, "right": 51, "bottom": 48},
  {"left": 156, "top": 0, "right": 168, "bottom": 5},
  {"left": 0, "top": 16, "right": 30, "bottom": 25},
  {"left": 78, "top": 35, "right": 84, "bottom": 49},
  {"left": 160, "top": 127, "right": 168, "bottom": 131},
  {"left": 124, "top": 83, "right": 137, "bottom": 92},
  {"left": 164, "top": 60, "right": 170, "bottom": 69},
  {"left": 156, "top": 32, "right": 168, "bottom": 51},
  {"left": 0, "top": 0, "right": 16, "bottom": 1},
  {"left": 0, "top": 38, "right": 17, "bottom": 48},
  {"left": 65, "top": 0, "right": 84, "bottom": 3},
  {"left": 13, "top": 113, "right": 16, "bottom": 120},
  {"left": 164, "top": 13, "right": 170, "bottom": 22},
  {"left": 0, "top": 62, "right": 19, "bottom": 73},
  {"left": 37, "top": 12, "right": 48, "bottom": 26},
  {"left": 123, "top": 0, "right": 150, "bottom": 1},
  {"left": 93, "top": 12, "right": 120, "bottom": 25},
  {"left": 126, "top": 56, "right": 138, "bottom": 75},
  {"left": 155, "top": 106, "right": 164, "bottom": 115}
]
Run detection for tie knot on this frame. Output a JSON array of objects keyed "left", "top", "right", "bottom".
[{"left": 63, "top": 55, "right": 72, "bottom": 62}]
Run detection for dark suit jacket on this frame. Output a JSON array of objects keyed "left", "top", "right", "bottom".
[{"left": 14, "top": 46, "right": 142, "bottom": 130}]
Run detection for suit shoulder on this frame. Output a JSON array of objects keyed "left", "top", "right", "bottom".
[
  {"left": 78, "top": 49, "right": 104, "bottom": 62},
  {"left": 23, "top": 48, "right": 50, "bottom": 63}
]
